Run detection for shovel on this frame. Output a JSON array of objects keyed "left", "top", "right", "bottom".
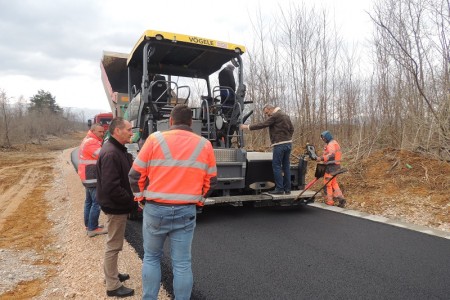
[{"left": 294, "top": 167, "right": 347, "bottom": 201}]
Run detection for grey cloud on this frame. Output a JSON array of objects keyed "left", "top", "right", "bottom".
[{"left": 0, "top": 0, "right": 113, "bottom": 79}]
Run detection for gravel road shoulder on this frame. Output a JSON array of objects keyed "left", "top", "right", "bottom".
[
  {"left": 37, "top": 148, "right": 170, "bottom": 299},
  {"left": 0, "top": 146, "right": 170, "bottom": 299}
]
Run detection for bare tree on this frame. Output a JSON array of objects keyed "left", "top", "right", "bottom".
[
  {"left": 368, "top": 0, "right": 449, "bottom": 157},
  {"left": 246, "top": 3, "right": 352, "bottom": 149},
  {"left": 0, "top": 90, "right": 12, "bottom": 148}
]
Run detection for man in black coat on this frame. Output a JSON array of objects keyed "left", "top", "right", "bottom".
[
  {"left": 96, "top": 117, "right": 135, "bottom": 298},
  {"left": 218, "top": 64, "right": 236, "bottom": 114}
]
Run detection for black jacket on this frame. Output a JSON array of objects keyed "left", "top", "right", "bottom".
[
  {"left": 96, "top": 137, "right": 135, "bottom": 215},
  {"left": 218, "top": 67, "right": 236, "bottom": 91}
]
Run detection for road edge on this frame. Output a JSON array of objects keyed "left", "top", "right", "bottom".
[{"left": 310, "top": 203, "right": 450, "bottom": 240}]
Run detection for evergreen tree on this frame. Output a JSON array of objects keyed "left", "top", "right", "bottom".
[{"left": 29, "top": 90, "right": 63, "bottom": 114}]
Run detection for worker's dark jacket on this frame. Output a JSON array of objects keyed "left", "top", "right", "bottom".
[
  {"left": 96, "top": 136, "right": 135, "bottom": 215},
  {"left": 218, "top": 68, "right": 236, "bottom": 91},
  {"left": 249, "top": 110, "right": 294, "bottom": 146}
]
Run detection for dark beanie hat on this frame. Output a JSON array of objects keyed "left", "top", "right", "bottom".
[{"left": 321, "top": 130, "right": 333, "bottom": 143}]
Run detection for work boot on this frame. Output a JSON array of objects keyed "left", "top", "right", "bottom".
[
  {"left": 87, "top": 227, "right": 108, "bottom": 237},
  {"left": 325, "top": 200, "right": 335, "bottom": 206},
  {"left": 85, "top": 224, "right": 104, "bottom": 231},
  {"left": 336, "top": 197, "right": 346, "bottom": 208},
  {"left": 106, "top": 285, "right": 134, "bottom": 297},
  {"left": 268, "top": 189, "right": 284, "bottom": 195}
]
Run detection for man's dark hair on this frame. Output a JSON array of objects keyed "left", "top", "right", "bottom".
[
  {"left": 171, "top": 105, "right": 192, "bottom": 126},
  {"left": 109, "top": 117, "right": 126, "bottom": 134}
]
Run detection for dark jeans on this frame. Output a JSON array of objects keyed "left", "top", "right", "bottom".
[
  {"left": 84, "top": 187, "right": 100, "bottom": 231},
  {"left": 272, "top": 143, "right": 292, "bottom": 192},
  {"left": 220, "top": 89, "right": 235, "bottom": 117}
]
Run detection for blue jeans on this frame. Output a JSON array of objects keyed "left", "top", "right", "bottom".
[
  {"left": 142, "top": 203, "right": 197, "bottom": 300},
  {"left": 272, "top": 143, "right": 292, "bottom": 192},
  {"left": 84, "top": 187, "right": 100, "bottom": 231}
]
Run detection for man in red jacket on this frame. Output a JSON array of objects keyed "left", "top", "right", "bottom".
[
  {"left": 129, "top": 105, "right": 217, "bottom": 300},
  {"left": 78, "top": 123, "right": 107, "bottom": 237}
]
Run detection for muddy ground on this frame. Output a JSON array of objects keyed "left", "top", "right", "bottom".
[{"left": 0, "top": 132, "right": 448, "bottom": 298}]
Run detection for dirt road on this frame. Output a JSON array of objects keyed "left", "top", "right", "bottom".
[
  {"left": 0, "top": 135, "right": 83, "bottom": 298},
  {"left": 0, "top": 151, "right": 56, "bottom": 298}
]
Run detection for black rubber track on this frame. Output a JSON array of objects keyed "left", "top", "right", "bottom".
[{"left": 70, "top": 147, "right": 79, "bottom": 172}]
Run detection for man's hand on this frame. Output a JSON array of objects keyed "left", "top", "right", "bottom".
[
  {"left": 240, "top": 124, "right": 250, "bottom": 130},
  {"left": 137, "top": 200, "right": 145, "bottom": 210}
]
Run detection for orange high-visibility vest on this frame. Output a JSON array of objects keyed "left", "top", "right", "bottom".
[
  {"left": 321, "top": 140, "right": 341, "bottom": 165},
  {"left": 129, "top": 128, "right": 217, "bottom": 206},
  {"left": 78, "top": 130, "right": 102, "bottom": 187}
]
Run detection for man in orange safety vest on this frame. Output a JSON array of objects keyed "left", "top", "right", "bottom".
[
  {"left": 129, "top": 104, "right": 217, "bottom": 300},
  {"left": 78, "top": 123, "right": 108, "bottom": 237},
  {"left": 316, "top": 130, "right": 346, "bottom": 208}
]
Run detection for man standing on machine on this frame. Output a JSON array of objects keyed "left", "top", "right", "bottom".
[
  {"left": 240, "top": 104, "right": 294, "bottom": 195},
  {"left": 218, "top": 63, "right": 236, "bottom": 110},
  {"left": 218, "top": 63, "right": 237, "bottom": 146}
]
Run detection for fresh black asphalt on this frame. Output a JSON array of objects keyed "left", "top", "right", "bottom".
[
  {"left": 125, "top": 204, "right": 450, "bottom": 300},
  {"left": 71, "top": 149, "right": 449, "bottom": 298}
]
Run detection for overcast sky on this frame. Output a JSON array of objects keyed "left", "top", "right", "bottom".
[{"left": 0, "top": 0, "right": 373, "bottom": 112}]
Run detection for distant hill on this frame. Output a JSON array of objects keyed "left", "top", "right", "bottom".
[{"left": 63, "top": 107, "right": 112, "bottom": 123}]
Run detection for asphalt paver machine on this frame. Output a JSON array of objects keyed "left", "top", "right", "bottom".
[{"left": 101, "top": 30, "right": 315, "bottom": 214}]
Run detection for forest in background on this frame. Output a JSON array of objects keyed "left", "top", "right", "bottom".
[
  {"left": 1, "top": 0, "right": 448, "bottom": 161},
  {"left": 0, "top": 90, "right": 84, "bottom": 148},
  {"left": 244, "top": 0, "right": 449, "bottom": 161}
]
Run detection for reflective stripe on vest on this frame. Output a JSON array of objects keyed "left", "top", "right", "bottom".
[
  {"left": 133, "top": 191, "right": 144, "bottom": 198},
  {"left": 134, "top": 156, "right": 217, "bottom": 173},
  {"left": 154, "top": 131, "right": 207, "bottom": 163},
  {"left": 143, "top": 190, "right": 203, "bottom": 202},
  {"left": 155, "top": 131, "right": 206, "bottom": 159},
  {"left": 79, "top": 159, "right": 98, "bottom": 165},
  {"left": 144, "top": 131, "right": 211, "bottom": 203},
  {"left": 82, "top": 178, "right": 97, "bottom": 184}
]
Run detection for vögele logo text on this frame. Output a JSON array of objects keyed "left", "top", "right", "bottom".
[{"left": 188, "top": 36, "right": 214, "bottom": 46}]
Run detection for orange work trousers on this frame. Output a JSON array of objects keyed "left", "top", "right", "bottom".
[{"left": 323, "top": 172, "right": 344, "bottom": 203}]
